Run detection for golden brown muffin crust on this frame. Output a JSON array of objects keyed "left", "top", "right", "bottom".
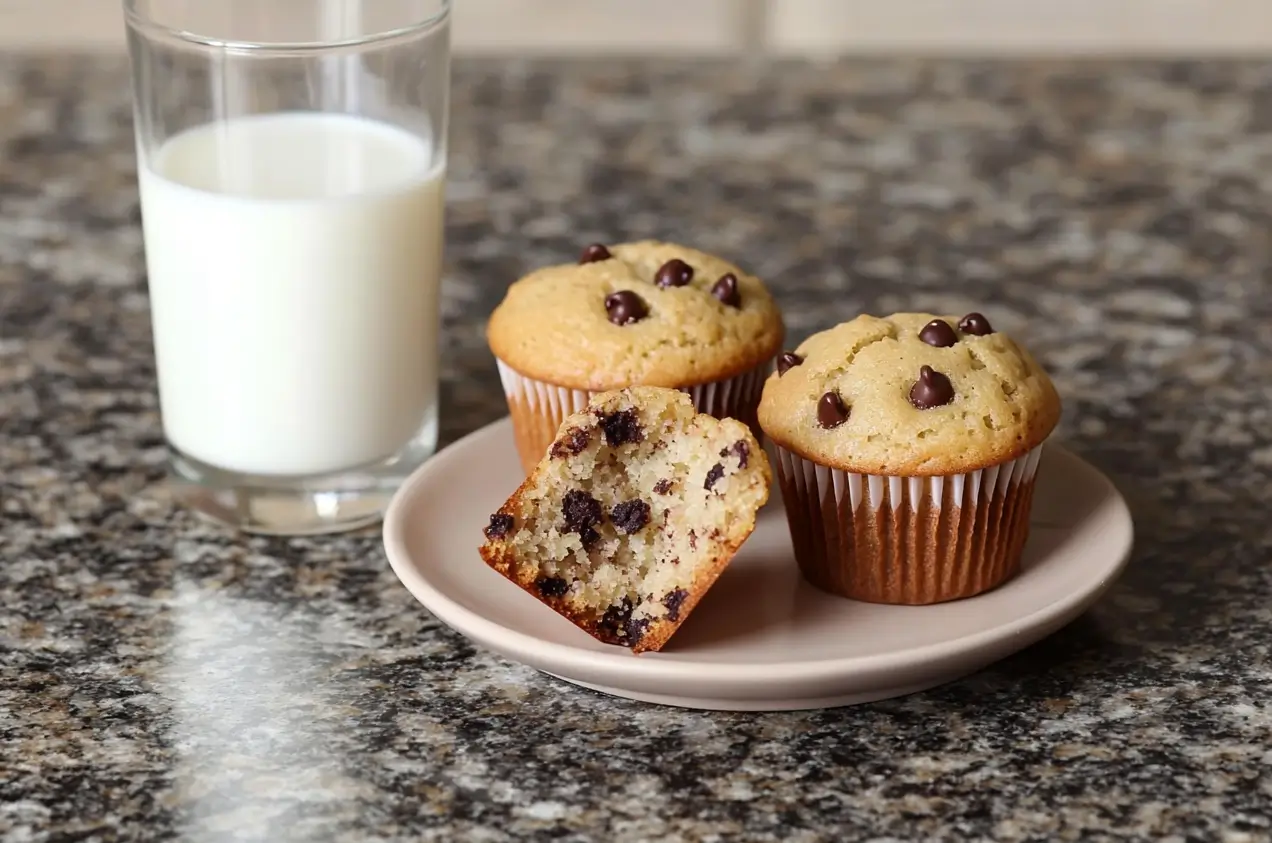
[
  {"left": 758, "top": 313, "right": 1061, "bottom": 475},
  {"left": 487, "top": 241, "right": 784, "bottom": 391}
]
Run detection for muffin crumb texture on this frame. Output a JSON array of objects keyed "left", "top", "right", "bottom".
[
  {"left": 480, "top": 387, "right": 771, "bottom": 653},
  {"left": 758, "top": 313, "right": 1061, "bottom": 476}
]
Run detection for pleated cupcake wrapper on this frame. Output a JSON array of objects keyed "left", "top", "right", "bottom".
[
  {"left": 496, "top": 358, "right": 771, "bottom": 475},
  {"left": 772, "top": 442, "right": 1045, "bottom": 604}
]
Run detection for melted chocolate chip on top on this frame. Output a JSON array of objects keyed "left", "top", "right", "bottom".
[
  {"left": 604, "top": 291, "right": 647, "bottom": 326},
  {"left": 919, "top": 319, "right": 958, "bottom": 348},
  {"left": 777, "top": 352, "right": 804, "bottom": 376},
  {"left": 711, "top": 273, "right": 740, "bottom": 308},
  {"left": 817, "top": 392, "right": 849, "bottom": 428},
  {"left": 958, "top": 312, "right": 994, "bottom": 336},
  {"left": 579, "top": 243, "right": 612, "bottom": 264},
  {"left": 654, "top": 258, "right": 694, "bottom": 289},
  {"left": 909, "top": 365, "right": 955, "bottom": 409}
]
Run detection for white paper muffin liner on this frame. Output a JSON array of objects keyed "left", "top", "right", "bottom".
[
  {"left": 771, "top": 441, "right": 1046, "bottom": 604},
  {"left": 496, "top": 358, "right": 771, "bottom": 474}
]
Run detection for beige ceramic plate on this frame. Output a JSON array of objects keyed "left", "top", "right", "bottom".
[{"left": 383, "top": 418, "right": 1134, "bottom": 711}]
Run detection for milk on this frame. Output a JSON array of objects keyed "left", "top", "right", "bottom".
[{"left": 139, "top": 112, "right": 445, "bottom": 477}]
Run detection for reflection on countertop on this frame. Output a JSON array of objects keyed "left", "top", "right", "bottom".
[{"left": 3, "top": 55, "right": 1271, "bottom": 841}]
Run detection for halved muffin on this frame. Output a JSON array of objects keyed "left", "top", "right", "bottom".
[{"left": 480, "top": 386, "right": 771, "bottom": 652}]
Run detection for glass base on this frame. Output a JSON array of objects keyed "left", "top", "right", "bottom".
[{"left": 169, "top": 438, "right": 435, "bottom": 536}]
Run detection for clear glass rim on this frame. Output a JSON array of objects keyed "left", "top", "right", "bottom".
[{"left": 123, "top": 0, "right": 450, "bottom": 53}]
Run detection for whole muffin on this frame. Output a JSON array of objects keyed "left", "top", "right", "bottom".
[
  {"left": 758, "top": 311, "right": 1061, "bottom": 604},
  {"left": 488, "top": 241, "right": 784, "bottom": 474}
]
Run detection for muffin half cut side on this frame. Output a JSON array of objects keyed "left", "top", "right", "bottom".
[{"left": 480, "top": 386, "right": 771, "bottom": 653}]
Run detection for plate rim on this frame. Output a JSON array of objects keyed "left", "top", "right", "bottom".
[{"left": 383, "top": 416, "right": 1134, "bottom": 685}]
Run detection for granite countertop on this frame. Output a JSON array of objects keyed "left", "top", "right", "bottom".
[{"left": 3, "top": 55, "right": 1271, "bottom": 841}]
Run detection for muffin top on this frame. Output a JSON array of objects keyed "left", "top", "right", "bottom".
[
  {"left": 487, "top": 241, "right": 784, "bottom": 391},
  {"left": 758, "top": 312, "right": 1061, "bottom": 475}
]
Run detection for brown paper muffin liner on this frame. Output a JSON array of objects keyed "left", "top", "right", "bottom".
[
  {"left": 771, "top": 443, "right": 1045, "bottom": 604},
  {"left": 496, "top": 359, "right": 771, "bottom": 475}
]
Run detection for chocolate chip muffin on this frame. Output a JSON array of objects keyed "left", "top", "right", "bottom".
[
  {"left": 759, "top": 312, "right": 1061, "bottom": 604},
  {"left": 487, "top": 240, "right": 784, "bottom": 474},
  {"left": 480, "top": 386, "right": 771, "bottom": 653}
]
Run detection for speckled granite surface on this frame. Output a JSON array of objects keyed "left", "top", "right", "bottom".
[{"left": 3, "top": 55, "right": 1272, "bottom": 841}]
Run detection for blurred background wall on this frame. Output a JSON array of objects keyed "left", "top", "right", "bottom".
[{"left": 4, "top": 0, "right": 1272, "bottom": 55}]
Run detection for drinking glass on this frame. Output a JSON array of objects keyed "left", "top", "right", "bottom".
[{"left": 124, "top": 0, "right": 450, "bottom": 535}]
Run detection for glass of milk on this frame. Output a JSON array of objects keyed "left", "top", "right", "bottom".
[{"left": 124, "top": 0, "right": 450, "bottom": 535}]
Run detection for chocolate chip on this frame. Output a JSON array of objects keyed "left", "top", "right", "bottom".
[
  {"left": 611, "top": 499, "right": 651, "bottom": 534},
  {"left": 688, "top": 531, "right": 697, "bottom": 550},
  {"left": 704, "top": 462, "right": 726, "bottom": 491},
  {"left": 605, "top": 291, "right": 647, "bottom": 326},
  {"left": 653, "top": 478, "right": 673, "bottom": 495},
  {"left": 625, "top": 617, "right": 651, "bottom": 643},
  {"left": 599, "top": 598, "right": 632, "bottom": 636},
  {"left": 958, "top": 312, "right": 994, "bottom": 336},
  {"left": 662, "top": 588, "right": 689, "bottom": 622},
  {"left": 536, "top": 576, "right": 570, "bottom": 598},
  {"left": 579, "top": 243, "right": 612, "bottom": 264},
  {"left": 817, "top": 392, "right": 849, "bottom": 429},
  {"left": 711, "top": 273, "right": 740, "bottom": 307},
  {"left": 777, "top": 352, "right": 804, "bottom": 376},
  {"left": 909, "top": 365, "right": 955, "bottom": 409},
  {"left": 597, "top": 408, "right": 643, "bottom": 446},
  {"left": 483, "top": 513, "right": 514, "bottom": 540},
  {"left": 550, "top": 427, "right": 591, "bottom": 458},
  {"left": 562, "top": 490, "right": 602, "bottom": 530},
  {"left": 919, "top": 319, "right": 958, "bottom": 348},
  {"left": 654, "top": 258, "right": 694, "bottom": 288},
  {"left": 599, "top": 597, "right": 649, "bottom": 645},
  {"left": 562, "top": 490, "right": 603, "bottom": 547},
  {"left": 721, "top": 440, "right": 749, "bottom": 469}
]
